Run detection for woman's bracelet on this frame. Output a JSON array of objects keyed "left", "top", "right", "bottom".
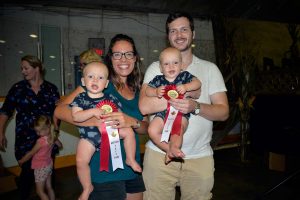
[{"left": 131, "top": 120, "right": 141, "bottom": 129}]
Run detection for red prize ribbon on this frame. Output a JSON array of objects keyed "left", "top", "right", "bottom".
[
  {"left": 96, "top": 100, "right": 118, "bottom": 172},
  {"left": 163, "top": 85, "right": 183, "bottom": 136}
]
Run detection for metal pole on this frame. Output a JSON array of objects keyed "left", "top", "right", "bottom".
[{"left": 60, "top": 43, "right": 65, "bottom": 96}]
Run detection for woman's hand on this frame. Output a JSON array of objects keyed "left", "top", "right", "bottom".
[{"left": 101, "top": 111, "right": 135, "bottom": 129}]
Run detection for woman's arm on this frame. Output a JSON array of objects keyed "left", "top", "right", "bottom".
[
  {"left": 101, "top": 112, "right": 149, "bottom": 135},
  {"left": 133, "top": 115, "right": 149, "bottom": 135},
  {"left": 0, "top": 114, "right": 9, "bottom": 151},
  {"left": 128, "top": 115, "right": 149, "bottom": 135},
  {"left": 54, "top": 86, "right": 83, "bottom": 124}
]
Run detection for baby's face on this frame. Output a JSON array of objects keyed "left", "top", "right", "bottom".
[
  {"left": 160, "top": 49, "right": 182, "bottom": 81},
  {"left": 82, "top": 62, "right": 109, "bottom": 97}
]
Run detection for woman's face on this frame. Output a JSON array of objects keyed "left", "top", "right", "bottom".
[
  {"left": 111, "top": 40, "right": 136, "bottom": 79},
  {"left": 21, "top": 60, "right": 39, "bottom": 81}
]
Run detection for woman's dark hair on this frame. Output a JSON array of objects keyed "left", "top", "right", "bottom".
[
  {"left": 21, "top": 55, "right": 45, "bottom": 77},
  {"left": 104, "top": 34, "right": 143, "bottom": 92},
  {"left": 166, "top": 12, "right": 194, "bottom": 34}
]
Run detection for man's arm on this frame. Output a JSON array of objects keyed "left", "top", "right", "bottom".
[
  {"left": 139, "top": 83, "right": 168, "bottom": 115},
  {"left": 169, "top": 91, "right": 229, "bottom": 121},
  {"left": 197, "top": 92, "right": 229, "bottom": 121}
]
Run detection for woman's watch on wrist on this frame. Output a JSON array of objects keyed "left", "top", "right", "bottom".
[
  {"left": 132, "top": 120, "right": 141, "bottom": 129},
  {"left": 192, "top": 101, "right": 201, "bottom": 115}
]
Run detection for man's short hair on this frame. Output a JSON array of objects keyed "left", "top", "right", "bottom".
[{"left": 166, "top": 11, "right": 194, "bottom": 34}]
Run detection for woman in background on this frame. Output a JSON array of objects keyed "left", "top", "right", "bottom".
[{"left": 0, "top": 55, "right": 60, "bottom": 200}]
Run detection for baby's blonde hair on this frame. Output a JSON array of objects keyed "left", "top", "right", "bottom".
[{"left": 159, "top": 47, "right": 182, "bottom": 64}]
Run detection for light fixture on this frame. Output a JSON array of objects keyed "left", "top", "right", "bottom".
[
  {"left": 140, "top": 57, "right": 144, "bottom": 61},
  {"left": 0, "top": 40, "right": 6, "bottom": 44},
  {"left": 29, "top": 34, "right": 38, "bottom": 38},
  {"left": 49, "top": 55, "right": 56, "bottom": 59},
  {"left": 153, "top": 49, "right": 158, "bottom": 53},
  {"left": 191, "top": 44, "right": 196, "bottom": 48},
  {"left": 19, "top": 50, "right": 24, "bottom": 54}
]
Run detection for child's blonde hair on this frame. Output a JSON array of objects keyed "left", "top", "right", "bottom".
[
  {"left": 80, "top": 49, "right": 102, "bottom": 64},
  {"left": 34, "top": 115, "right": 56, "bottom": 145}
]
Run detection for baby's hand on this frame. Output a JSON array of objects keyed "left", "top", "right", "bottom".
[
  {"left": 92, "top": 108, "right": 105, "bottom": 119},
  {"left": 176, "top": 85, "right": 187, "bottom": 94},
  {"left": 156, "top": 86, "right": 165, "bottom": 98}
]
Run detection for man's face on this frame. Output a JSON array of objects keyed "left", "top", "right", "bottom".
[{"left": 168, "top": 17, "right": 195, "bottom": 52}]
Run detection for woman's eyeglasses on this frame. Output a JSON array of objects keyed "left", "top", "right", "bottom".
[{"left": 112, "top": 51, "right": 135, "bottom": 60}]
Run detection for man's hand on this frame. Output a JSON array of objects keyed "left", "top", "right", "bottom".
[{"left": 169, "top": 98, "right": 197, "bottom": 114}]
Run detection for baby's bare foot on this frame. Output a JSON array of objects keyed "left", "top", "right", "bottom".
[
  {"left": 126, "top": 159, "right": 142, "bottom": 172},
  {"left": 165, "top": 154, "right": 172, "bottom": 165},
  {"left": 78, "top": 185, "right": 93, "bottom": 200},
  {"left": 168, "top": 144, "right": 185, "bottom": 160}
]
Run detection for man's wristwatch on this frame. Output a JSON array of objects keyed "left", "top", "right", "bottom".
[
  {"left": 192, "top": 101, "right": 201, "bottom": 115},
  {"left": 132, "top": 120, "right": 141, "bottom": 129}
]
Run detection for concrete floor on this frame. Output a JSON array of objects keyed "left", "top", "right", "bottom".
[
  {"left": 213, "top": 148, "right": 299, "bottom": 200},
  {"left": 1, "top": 147, "right": 299, "bottom": 200}
]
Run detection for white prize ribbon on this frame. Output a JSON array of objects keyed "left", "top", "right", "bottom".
[
  {"left": 106, "top": 124, "right": 124, "bottom": 171},
  {"left": 161, "top": 106, "right": 179, "bottom": 142}
]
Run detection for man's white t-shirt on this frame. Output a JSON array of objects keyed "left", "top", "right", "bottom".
[{"left": 143, "top": 55, "right": 227, "bottom": 159}]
